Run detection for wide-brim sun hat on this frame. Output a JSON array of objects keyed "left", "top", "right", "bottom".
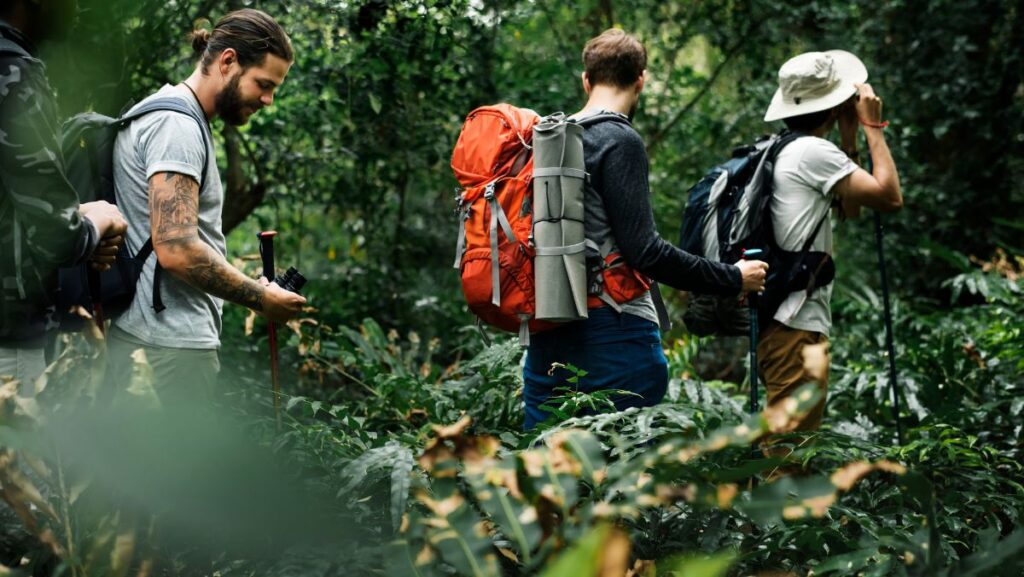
[{"left": 764, "top": 50, "right": 868, "bottom": 122}]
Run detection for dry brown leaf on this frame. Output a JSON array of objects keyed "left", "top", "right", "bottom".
[
  {"left": 244, "top": 309, "right": 257, "bottom": 337},
  {"left": 431, "top": 415, "right": 472, "bottom": 439},
  {"left": 802, "top": 493, "right": 837, "bottom": 517},
  {"left": 962, "top": 341, "right": 986, "bottom": 369},
  {"left": 763, "top": 396, "right": 801, "bottom": 434},
  {"left": 830, "top": 460, "right": 906, "bottom": 492},
  {"left": 830, "top": 461, "right": 875, "bottom": 491},
  {"left": 717, "top": 483, "right": 739, "bottom": 508},
  {"left": 598, "top": 528, "right": 631, "bottom": 577},
  {"left": 415, "top": 545, "right": 435, "bottom": 566},
  {"left": 627, "top": 559, "right": 657, "bottom": 577},
  {"left": 418, "top": 492, "right": 464, "bottom": 518},
  {"left": 801, "top": 341, "right": 830, "bottom": 384},
  {"left": 110, "top": 529, "right": 136, "bottom": 577},
  {"left": 875, "top": 460, "right": 908, "bottom": 475}
]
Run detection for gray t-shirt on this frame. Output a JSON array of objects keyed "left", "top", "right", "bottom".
[
  {"left": 112, "top": 84, "right": 226, "bottom": 349},
  {"left": 770, "top": 136, "right": 857, "bottom": 336}
]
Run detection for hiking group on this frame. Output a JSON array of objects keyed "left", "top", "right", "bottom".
[{"left": 0, "top": 3, "right": 902, "bottom": 443}]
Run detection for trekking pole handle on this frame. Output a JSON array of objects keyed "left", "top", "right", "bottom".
[
  {"left": 740, "top": 248, "right": 764, "bottom": 304},
  {"left": 257, "top": 231, "right": 277, "bottom": 280}
]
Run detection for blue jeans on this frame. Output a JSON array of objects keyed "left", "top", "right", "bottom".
[{"left": 522, "top": 307, "right": 668, "bottom": 430}]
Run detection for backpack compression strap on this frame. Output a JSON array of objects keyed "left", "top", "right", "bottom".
[{"left": 120, "top": 97, "right": 213, "bottom": 313}]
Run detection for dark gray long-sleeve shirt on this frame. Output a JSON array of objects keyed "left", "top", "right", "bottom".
[{"left": 583, "top": 116, "right": 742, "bottom": 299}]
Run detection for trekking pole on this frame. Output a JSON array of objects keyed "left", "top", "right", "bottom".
[
  {"left": 742, "top": 248, "right": 764, "bottom": 488},
  {"left": 865, "top": 149, "right": 904, "bottom": 446},
  {"left": 257, "top": 230, "right": 282, "bottom": 429},
  {"left": 742, "top": 248, "right": 764, "bottom": 416}
]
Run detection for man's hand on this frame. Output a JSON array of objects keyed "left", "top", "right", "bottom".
[
  {"left": 735, "top": 259, "right": 768, "bottom": 293},
  {"left": 258, "top": 277, "right": 307, "bottom": 323},
  {"left": 89, "top": 235, "right": 123, "bottom": 271},
  {"left": 80, "top": 201, "right": 127, "bottom": 271},
  {"left": 853, "top": 83, "right": 883, "bottom": 125},
  {"left": 80, "top": 201, "right": 128, "bottom": 239},
  {"left": 838, "top": 97, "right": 859, "bottom": 152}
]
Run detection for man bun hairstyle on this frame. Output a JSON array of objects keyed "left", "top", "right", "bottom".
[
  {"left": 191, "top": 8, "right": 293, "bottom": 74},
  {"left": 190, "top": 22, "right": 212, "bottom": 55},
  {"left": 582, "top": 28, "right": 647, "bottom": 89}
]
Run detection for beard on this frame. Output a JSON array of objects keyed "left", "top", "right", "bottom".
[{"left": 215, "top": 72, "right": 261, "bottom": 126}]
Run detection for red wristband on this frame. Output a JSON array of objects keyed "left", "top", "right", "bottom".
[{"left": 859, "top": 117, "right": 890, "bottom": 128}]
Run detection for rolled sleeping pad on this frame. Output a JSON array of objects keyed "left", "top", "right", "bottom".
[{"left": 532, "top": 114, "right": 588, "bottom": 322}]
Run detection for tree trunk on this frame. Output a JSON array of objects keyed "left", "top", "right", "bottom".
[{"left": 221, "top": 124, "right": 266, "bottom": 234}]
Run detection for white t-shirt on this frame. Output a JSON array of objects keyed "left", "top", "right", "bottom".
[{"left": 769, "top": 136, "right": 856, "bottom": 336}]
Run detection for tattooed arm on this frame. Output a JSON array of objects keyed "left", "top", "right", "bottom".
[{"left": 148, "top": 172, "right": 304, "bottom": 321}]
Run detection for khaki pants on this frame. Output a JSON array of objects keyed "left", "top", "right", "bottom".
[
  {"left": 105, "top": 325, "right": 220, "bottom": 410},
  {"left": 757, "top": 321, "right": 829, "bottom": 473},
  {"left": 0, "top": 345, "right": 46, "bottom": 396}
]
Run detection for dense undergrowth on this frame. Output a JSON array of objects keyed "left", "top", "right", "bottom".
[{"left": 1, "top": 255, "right": 1022, "bottom": 577}]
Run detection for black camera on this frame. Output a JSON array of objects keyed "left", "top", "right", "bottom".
[{"left": 274, "top": 267, "right": 307, "bottom": 294}]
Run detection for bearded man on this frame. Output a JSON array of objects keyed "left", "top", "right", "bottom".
[{"left": 106, "top": 9, "right": 305, "bottom": 406}]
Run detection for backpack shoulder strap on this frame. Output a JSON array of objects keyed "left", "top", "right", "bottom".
[
  {"left": 765, "top": 130, "right": 806, "bottom": 163},
  {"left": 119, "top": 96, "right": 212, "bottom": 191},
  {"left": 120, "top": 96, "right": 214, "bottom": 315}
]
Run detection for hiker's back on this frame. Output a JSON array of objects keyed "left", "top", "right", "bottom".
[
  {"left": 769, "top": 135, "right": 853, "bottom": 334},
  {"left": 579, "top": 117, "right": 657, "bottom": 323},
  {"left": 112, "top": 85, "right": 226, "bottom": 348}
]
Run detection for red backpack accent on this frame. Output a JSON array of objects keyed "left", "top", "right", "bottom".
[{"left": 451, "top": 104, "right": 650, "bottom": 339}]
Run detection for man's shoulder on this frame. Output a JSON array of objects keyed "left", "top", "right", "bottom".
[
  {"left": 584, "top": 117, "right": 644, "bottom": 153},
  {"left": 0, "top": 53, "right": 46, "bottom": 104},
  {"left": 124, "top": 89, "right": 206, "bottom": 142},
  {"left": 785, "top": 135, "right": 841, "bottom": 159}
]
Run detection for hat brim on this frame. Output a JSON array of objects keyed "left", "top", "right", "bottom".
[{"left": 763, "top": 50, "right": 868, "bottom": 123}]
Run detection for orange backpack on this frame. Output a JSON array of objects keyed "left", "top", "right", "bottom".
[{"left": 451, "top": 104, "right": 651, "bottom": 342}]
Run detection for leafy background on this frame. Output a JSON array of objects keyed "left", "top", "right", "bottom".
[{"left": 0, "top": 0, "right": 1021, "bottom": 576}]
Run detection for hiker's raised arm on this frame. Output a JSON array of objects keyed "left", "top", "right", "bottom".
[
  {"left": 834, "top": 83, "right": 902, "bottom": 216},
  {"left": 148, "top": 172, "right": 305, "bottom": 322}
]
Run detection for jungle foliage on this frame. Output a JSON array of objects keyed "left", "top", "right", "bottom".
[{"left": 0, "top": 0, "right": 1022, "bottom": 576}]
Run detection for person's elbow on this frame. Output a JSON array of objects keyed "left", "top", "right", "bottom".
[
  {"left": 880, "top": 184, "right": 903, "bottom": 212},
  {"left": 152, "top": 238, "right": 200, "bottom": 276}
]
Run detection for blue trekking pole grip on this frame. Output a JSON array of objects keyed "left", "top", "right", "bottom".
[{"left": 742, "top": 248, "right": 764, "bottom": 416}]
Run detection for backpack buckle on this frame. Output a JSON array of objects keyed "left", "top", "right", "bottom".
[{"left": 483, "top": 182, "right": 496, "bottom": 200}]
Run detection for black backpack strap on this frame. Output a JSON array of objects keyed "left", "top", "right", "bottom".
[
  {"left": 120, "top": 97, "right": 213, "bottom": 314},
  {"left": 649, "top": 283, "right": 672, "bottom": 332},
  {"left": 801, "top": 209, "right": 831, "bottom": 254}
]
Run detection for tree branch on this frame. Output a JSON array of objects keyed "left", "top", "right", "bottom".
[{"left": 646, "top": 37, "right": 746, "bottom": 157}]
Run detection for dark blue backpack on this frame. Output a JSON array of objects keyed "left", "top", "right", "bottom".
[
  {"left": 56, "top": 98, "right": 210, "bottom": 331},
  {"left": 679, "top": 131, "right": 835, "bottom": 336}
]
